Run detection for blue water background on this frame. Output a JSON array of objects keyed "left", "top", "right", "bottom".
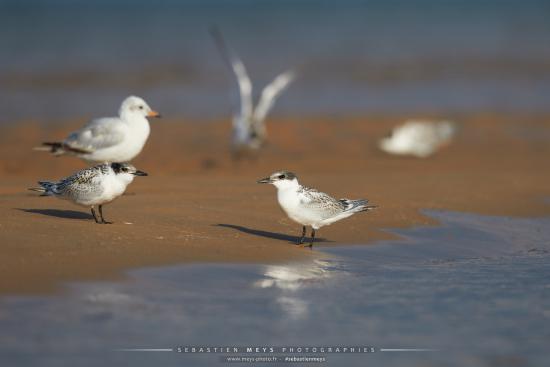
[{"left": 1, "top": 0, "right": 549, "bottom": 122}]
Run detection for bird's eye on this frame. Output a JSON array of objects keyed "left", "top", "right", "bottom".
[
  {"left": 122, "top": 167, "right": 128, "bottom": 172},
  {"left": 138, "top": 106, "right": 144, "bottom": 110},
  {"left": 278, "top": 174, "right": 285, "bottom": 179}
]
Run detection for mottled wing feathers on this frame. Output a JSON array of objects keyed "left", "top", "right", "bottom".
[
  {"left": 297, "top": 185, "right": 377, "bottom": 220},
  {"left": 298, "top": 186, "right": 346, "bottom": 219},
  {"left": 57, "top": 165, "right": 106, "bottom": 199}
]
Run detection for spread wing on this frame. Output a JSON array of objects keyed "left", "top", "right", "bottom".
[
  {"left": 64, "top": 117, "right": 126, "bottom": 153},
  {"left": 210, "top": 27, "right": 253, "bottom": 121},
  {"left": 298, "top": 187, "right": 345, "bottom": 219},
  {"left": 253, "top": 69, "right": 295, "bottom": 124}
]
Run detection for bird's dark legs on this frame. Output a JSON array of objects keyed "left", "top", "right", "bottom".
[
  {"left": 308, "top": 228, "right": 316, "bottom": 248},
  {"left": 297, "top": 227, "right": 315, "bottom": 248},
  {"left": 98, "top": 205, "right": 112, "bottom": 224},
  {"left": 91, "top": 207, "right": 100, "bottom": 224},
  {"left": 297, "top": 226, "right": 306, "bottom": 245}
]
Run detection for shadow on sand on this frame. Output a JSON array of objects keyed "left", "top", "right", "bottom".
[
  {"left": 16, "top": 208, "right": 92, "bottom": 220},
  {"left": 215, "top": 224, "right": 328, "bottom": 244}
]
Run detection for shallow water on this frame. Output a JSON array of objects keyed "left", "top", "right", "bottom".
[{"left": 0, "top": 210, "right": 549, "bottom": 366}]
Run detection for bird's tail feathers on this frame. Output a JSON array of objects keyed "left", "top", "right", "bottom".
[
  {"left": 340, "top": 198, "right": 378, "bottom": 213},
  {"left": 33, "top": 142, "right": 65, "bottom": 155},
  {"left": 28, "top": 181, "right": 57, "bottom": 196},
  {"left": 33, "top": 142, "right": 90, "bottom": 155}
]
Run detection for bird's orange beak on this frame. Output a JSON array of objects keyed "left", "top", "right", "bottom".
[{"left": 147, "top": 110, "right": 162, "bottom": 118}]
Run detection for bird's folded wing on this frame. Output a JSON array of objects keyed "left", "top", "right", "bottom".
[
  {"left": 299, "top": 188, "right": 345, "bottom": 217},
  {"left": 58, "top": 167, "right": 104, "bottom": 196},
  {"left": 64, "top": 118, "right": 126, "bottom": 152}
]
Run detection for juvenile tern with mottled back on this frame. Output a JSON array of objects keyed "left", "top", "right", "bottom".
[
  {"left": 29, "top": 162, "right": 148, "bottom": 224},
  {"left": 211, "top": 27, "right": 296, "bottom": 155},
  {"left": 258, "top": 171, "right": 377, "bottom": 247},
  {"left": 35, "top": 96, "right": 161, "bottom": 163}
]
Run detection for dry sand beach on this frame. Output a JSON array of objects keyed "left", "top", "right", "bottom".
[{"left": 0, "top": 114, "right": 549, "bottom": 294}]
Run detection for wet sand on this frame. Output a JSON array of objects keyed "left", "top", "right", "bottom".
[
  {"left": 0, "top": 114, "right": 549, "bottom": 294},
  {"left": 1, "top": 211, "right": 549, "bottom": 367}
]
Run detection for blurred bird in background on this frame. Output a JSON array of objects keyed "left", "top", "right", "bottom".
[
  {"left": 378, "top": 119, "right": 458, "bottom": 158},
  {"left": 210, "top": 27, "right": 296, "bottom": 159}
]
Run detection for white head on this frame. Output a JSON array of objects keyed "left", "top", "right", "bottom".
[
  {"left": 257, "top": 170, "right": 299, "bottom": 190},
  {"left": 118, "top": 96, "right": 161, "bottom": 121},
  {"left": 110, "top": 162, "right": 148, "bottom": 185}
]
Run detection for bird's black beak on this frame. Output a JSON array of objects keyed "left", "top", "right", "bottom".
[
  {"left": 133, "top": 170, "right": 148, "bottom": 176},
  {"left": 257, "top": 177, "right": 271, "bottom": 184}
]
